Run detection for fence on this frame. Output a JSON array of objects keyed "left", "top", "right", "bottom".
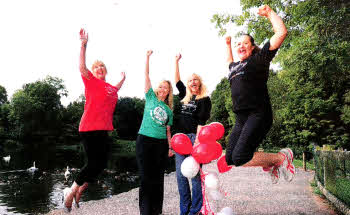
[{"left": 313, "top": 145, "right": 350, "bottom": 215}]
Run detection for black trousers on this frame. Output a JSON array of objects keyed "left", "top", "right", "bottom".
[
  {"left": 136, "top": 134, "right": 168, "bottom": 215},
  {"left": 226, "top": 107, "right": 273, "bottom": 166},
  {"left": 75, "top": 131, "right": 111, "bottom": 186}
]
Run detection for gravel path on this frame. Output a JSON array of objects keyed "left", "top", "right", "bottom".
[{"left": 47, "top": 163, "right": 338, "bottom": 215}]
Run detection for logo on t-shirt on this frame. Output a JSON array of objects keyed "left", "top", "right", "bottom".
[
  {"left": 150, "top": 106, "right": 168, "bottom": 126},
  {"left": 228, "top": 61, "right": 247, "bottom": 80},
  {"left": 105, "top": 86, "right": 118, "bottom": 98}
]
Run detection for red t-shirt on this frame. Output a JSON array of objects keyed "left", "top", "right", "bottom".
[{"left": 79, "top": 71, "right": 119, "bottom": 132}]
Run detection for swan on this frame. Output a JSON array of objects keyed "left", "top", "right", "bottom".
[
  {"left": 27, "top": 161, "right": 38, "bottom": 173},
  {"left": 64, "top": 166, "right": 71, "bottom": 180},
  {"left": 3, "top": 155, "right": 10, "bottom": 163}
]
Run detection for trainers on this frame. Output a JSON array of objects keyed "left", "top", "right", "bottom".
[
  {"left": 278, "top": 148, "right": 295, "bottom": 182},
  {"left": 263, "top": 166, "right": 280, "bottom": 184},
  {"left": 63, "top": 188, "right": 72, "bottom": 213}
]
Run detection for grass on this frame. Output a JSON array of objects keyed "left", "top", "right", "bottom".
[
  {"left": 112, "top": 139, "right": 136, "bottom": 156},
  {"left": 293, "top": 159, "right": 315, "bottom": 170},
  {"left": 310, "top": 179, "right": 323, "bottom": 196}
]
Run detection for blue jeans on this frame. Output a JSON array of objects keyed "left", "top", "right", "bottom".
[{"left": 175, "top": 133, "right": 203, "bottom": 215}]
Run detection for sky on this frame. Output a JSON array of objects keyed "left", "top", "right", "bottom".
[{"left": 0, "top": 0, "right": 243, "bottom": 106}]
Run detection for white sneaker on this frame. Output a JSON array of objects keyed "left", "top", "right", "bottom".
[
  {"left": 263, "top": 166, "right": 280, "bottom": 184},
  {"left": 278, "top": 148, "right": 295, "bottom": 182}
]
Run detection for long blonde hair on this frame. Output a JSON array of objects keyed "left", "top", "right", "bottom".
[
  {"left": 182, "top": 73, "right": 208, "bottom": 104},
  {"left": 155, "top": 80, "right": 173, "bottom": 110}
]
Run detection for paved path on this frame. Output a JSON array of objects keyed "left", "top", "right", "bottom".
[{"left": 47, "top": 163, "right": 338, "bottom": 215}]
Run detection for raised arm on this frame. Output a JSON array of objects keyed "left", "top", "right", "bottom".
[
  {"left": 115, "top": 72, "right": 126, "bottom": 90},
  {"left": 79, "top": 29, "right": 90, "bottom": 79},
  {"left": 175, "top": 54, "right": 182, "bottom": 84},
  {"left": 145, "top": 50, "right": 153, "bottom": 93},
  {"left": 258, "top": 5, "right": 287, "bottom": 50},
  {"left": 226, "top": 36, "right": 234, "bottom": 64}
]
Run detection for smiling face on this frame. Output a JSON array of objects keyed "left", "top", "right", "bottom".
[
  {"left": 236, "top": 35, "right": 255, "bottom": 61},
  {"left": 92, "top": 61, "right": 107, "bottom": 81},
  {"left": 156, "top": 81, "right": 170, "bottom": 101},
  {"left": 187, "top": 74, "right": 201, "bottom": 95}
]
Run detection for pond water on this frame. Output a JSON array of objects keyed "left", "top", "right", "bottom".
[{"left": 0, "top": 141, "right": 175, "bottom": 215}]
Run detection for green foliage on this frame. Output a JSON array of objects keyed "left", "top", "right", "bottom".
[
  {"left": 8, "top": 76, "right": 66, "bottom": 140},
  {"left": 0, "top": 85, "right": 8, "bottom": 105},
  {"left": 114, "top": 97, "right": 145, "bottom": 140},
  {"left": 61, "top": 95, "right": 85, "bottom": 142},
  {"left": 335, "top": 178, "right": 350, "bottom": 206},
  {"left": 211, "top": 0, "right": 350, "bottom": 150}
]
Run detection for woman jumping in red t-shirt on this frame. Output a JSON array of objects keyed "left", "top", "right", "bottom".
[{"left": 63, "top": 29, "right": 126, "bottom": 212}]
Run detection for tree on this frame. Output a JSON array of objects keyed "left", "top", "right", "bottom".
[
  {"left": 212, "top": 0, "right": 350, "bottom": 149},
  {"left": 61, "top": 95, "right": 85, "bottom": 142},
  {"left": 113, "top": 97, "right": 145, "bottom": 140},
  {"left": 209, "top": 78, "right": 231, "bottom": 146},
  {"left": 0, "top": 85, "right": 8, "bottom": 105},
  {"left": 0, "top": 86, "right": 9, "bottom": 139},
  {"left": 8, "top": 76, "right": 66, "bottom": 140}
]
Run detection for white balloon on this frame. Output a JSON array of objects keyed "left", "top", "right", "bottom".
[
  {"left": 219, "top": 207, "right": 235, "bottom": 215},
  {"left": 209, "top": 189, "right": 224, "bottom": 201},
  {"left": 205, "top": 172, "right": 219, "bottom": 190},
  {"left": 181, "top": 156, "right": 200, "bottom": 179}
]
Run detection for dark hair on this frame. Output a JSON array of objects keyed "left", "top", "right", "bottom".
[{"left": 243, "top": 34, "right": 261, "bottom": 55}]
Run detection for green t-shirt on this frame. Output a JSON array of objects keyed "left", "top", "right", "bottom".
[{"left": 138, "top": 88, "right": 173, "bottom": 139}]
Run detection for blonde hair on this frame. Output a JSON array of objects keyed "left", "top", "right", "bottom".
[
  {"left": 91, "top": 60, "right": 107, "bottom": 73},
  {"left": 155, "top": 80, "right": 174, "bottom": 110},
  {"left": 182, "top": 73, "right": 208, "bottom": 104}
]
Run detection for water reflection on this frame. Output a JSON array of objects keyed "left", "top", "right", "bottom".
[{"left": 0, "top": 141, "right": 143, "bottom": 215}]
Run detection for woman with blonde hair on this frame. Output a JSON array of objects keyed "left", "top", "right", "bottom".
[
  {"left": 136, "top": 50, "right": 174, "bottom": 215},
  {"left": 63, "top": 28, "right": 126, "bottom": 212},
  {"left": 174, "top": 53, "right": 211, "bottom": 215}
]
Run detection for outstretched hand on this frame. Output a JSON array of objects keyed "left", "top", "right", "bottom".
[
  {"left": 80, "top": 28, "right": 88, "bottom": 45},
  {"left": 120, "top": 71, "right": 126, "bottom": 80},
  {"left": 226, "top": 36, "right": 231, "bottom": 45},
  {"left": 147, "top": 50, "right": 153, "bottom": 57},
  {"left": 257, "top": 5, "right": 272, "bottom": 18},
  {"left": 175, "top": 53, "right": 182, "bottom": 62}
]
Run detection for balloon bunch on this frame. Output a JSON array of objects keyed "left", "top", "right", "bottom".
[
  {"left": 170, "top": 122, "right": 235, "bottom": 215},
  {"left": 171, "top": 122, "right": 225, "bottom": 165}
]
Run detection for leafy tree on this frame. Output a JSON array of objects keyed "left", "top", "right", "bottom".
[
  {"left": 8, "top": 76, "right": 66, "bottom": 140},
  {"left": 0, "top": 85, "right": 8, "bottom": 105},
  {"left": 61, "top": 95, "right": 85, "bottom": 142},
  {"left": 209, "top": 78, "right": 231, "bottom": 146},
  {"left": 0, "top": 86, "right": 9, "bottom": 139},
  {"left": 113, "top": 97, "right": 145, "bottom": 140},
  {"left": 212, "top": 0, "right": 350, "bottom": 149}
]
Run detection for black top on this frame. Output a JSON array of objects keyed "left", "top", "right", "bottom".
[
  {"left": 176, "top": 81, "right": 212, "bottom": 134},
  {"left": 228, "top": 41, "right": 278, "bottom": 112}
]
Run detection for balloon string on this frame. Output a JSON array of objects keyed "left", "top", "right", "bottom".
[{"left": 200, "top": 168, "right": 215, "bottom": 215}]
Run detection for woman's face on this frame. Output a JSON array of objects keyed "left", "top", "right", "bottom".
[
  {"left": 157, "top": 82, "right": 170, "bottom": 101},
  {"left": 236, "top": 35, "right": 255, "bottom": 61},
  {"left": 188, "top": 75, "right": 200, "bottom": 95},
  {"left": 92, "top": 64, "right": 107, "bottom": 81}
]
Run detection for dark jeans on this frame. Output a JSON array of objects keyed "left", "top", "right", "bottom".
[
  {"left": 226, "top": 108, "right": 273, "bottom": 166},
  {"left": 136, "top": 134, "right": 168, "bottom": 215},
  {"left": 75, "top": 131, "right": 111, "bottom": 186},
  {"left": 175, "top": 133, "right": 203, "bottom": 215}
]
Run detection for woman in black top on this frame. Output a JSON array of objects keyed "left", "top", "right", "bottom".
[
  {"left": 174, "top": 53, "right": 211, "bottom": 215},
  {"left": 225, "top": 5, "right": 295, "bottom": 184}
]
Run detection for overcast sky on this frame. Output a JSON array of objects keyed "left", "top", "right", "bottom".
[{"left": 0, "top": 0, "right": 242, "bottom": 105}]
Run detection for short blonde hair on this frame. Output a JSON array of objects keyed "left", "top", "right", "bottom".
[
  {"left": 155, "top": 80, "right": 173, "bottom": 110},
  {"left": 182, "top": 73, "right": 208, "bottom": 104},
  {"left": 91, "top": 60, "right": 107, "bottom": 73}
]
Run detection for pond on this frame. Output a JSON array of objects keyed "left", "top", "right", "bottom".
[{"left": 0, "top": 140, "right": 175, "bottom": 215}]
